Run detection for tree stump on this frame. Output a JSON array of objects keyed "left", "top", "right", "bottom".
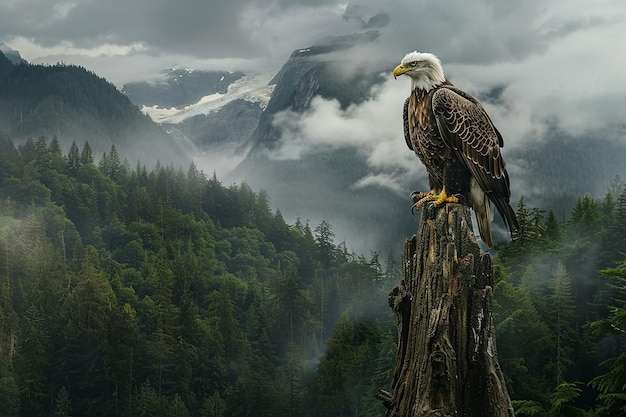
[{"left": 377, "top": 203, "right": 514, "bottom": 417}]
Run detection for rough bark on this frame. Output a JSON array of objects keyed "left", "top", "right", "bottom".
[{"left": 378, "top": 203, "right": 514, "bottom": 417}]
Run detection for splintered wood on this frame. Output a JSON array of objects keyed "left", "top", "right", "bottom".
[{"left": 377, "top": 203, "right": 514, "bottom": 417}]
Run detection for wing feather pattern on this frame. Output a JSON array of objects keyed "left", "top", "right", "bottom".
[
  {"left": 432, "top": 87, "right": 519, "bottom": 235},
  {"left": 403, "top": 97, "right": 413, "bottom": 151}
]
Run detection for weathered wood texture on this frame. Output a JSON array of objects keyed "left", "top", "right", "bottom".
[{"left": 378, "top": 203, "right": 514, "bottom": 417}]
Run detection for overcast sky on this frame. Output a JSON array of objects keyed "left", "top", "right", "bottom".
[
  {"left": 2, "top": 0, "right": 626, "bottom": 197},
  {"left": 2, "top": 0, "right": 624, "bottom": 85}
]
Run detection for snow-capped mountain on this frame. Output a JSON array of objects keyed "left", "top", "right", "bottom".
[
  {"left": 123, "top": 68, "right": 275, "bottom": 161},
  {"left": 141, "top": 72, "right": 275, "bottom": 124}
]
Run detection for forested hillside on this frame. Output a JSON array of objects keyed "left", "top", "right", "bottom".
[
  {"left": 493, "top": 182, "right": 626, "bottom": 417},
  {"left": 0, "top": 134, "right": 396, "bottom": 417},
  {"left": 0, "top": 53, "right": 188, "bottom": 168},
  {"left": 0, "top": 132, "right": 625, "bottom": 417}
]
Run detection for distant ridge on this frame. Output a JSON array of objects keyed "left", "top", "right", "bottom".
[
  {"left": 0, "top": 42, "right": 27, "bottom": 65},
  {"left": 0, "top": 53, "right": 189, "bottom": 168}
]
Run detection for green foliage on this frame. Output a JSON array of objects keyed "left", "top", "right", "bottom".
[
  {"left": 314, "top": 318, "right": 394, "bottom": 417},
  {"left": 495, "top": 183, "right": 626, "bottom": 413},
  {"left": 493, "top": 273, "right": 552, "bottom": 399},
  {"left": 589, "top": 260, "right": 626, "bottom": 417},
  {"left": 52, "top": 386, "right": 72, "bottom": 417},
  {"left": 548, "top": 261, "right": 576, "bottom": 386},
  {"left": 548, "top": 382, "right": 589, "bottom": 417},
  {"left": 0, "top": 373, "right": 21, "bottom": 417},
  {"left": 0, "top": 135, "right": 393, "bottom": 417},
  {"left": 513, "top": 382, "right": 589, "bottom": 417},
  {"left": 16, "top": 305, "right": 49, "bottom": 417},
  {"left": 2, "top": 134, "right": 626, "bottom": 416},
  {"left": 512, "top": 399, "right": 548, "bottom": 417}
]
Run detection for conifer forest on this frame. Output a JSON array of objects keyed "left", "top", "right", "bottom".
[{"left": 0, "top": 134, "right": 625, "bottom": 417}]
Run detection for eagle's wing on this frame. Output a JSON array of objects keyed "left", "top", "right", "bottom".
[
  {"left": 404, "top": 92, "right": 444, "bottom": 191},
  {"left": 432, "top": 87, "right": 518, "bottom": 234},
  {"left": 402, "top": 96, "right": 413, "bottom": 150}
]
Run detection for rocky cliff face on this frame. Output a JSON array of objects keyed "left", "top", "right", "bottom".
[
  {"left": 166, "top": 98, "right": 263, "bottom": 149},
  {"left": 246, "top": 31, "right": 384, "bottom": 153}
]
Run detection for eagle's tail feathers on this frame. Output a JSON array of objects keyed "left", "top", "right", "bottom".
[
  {"left": 475, "top": 196, "right": 493, "bottom": 248},
  {"left": 493, "top": 198, "right": 520, "bottom": 237}
]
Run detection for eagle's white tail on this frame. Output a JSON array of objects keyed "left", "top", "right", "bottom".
[{"left": 470, "top": 178, "right": 493, "bottom": 247}]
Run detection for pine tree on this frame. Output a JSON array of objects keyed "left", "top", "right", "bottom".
[
  {"left": 135, "top": 382, "right": 167, "bottom": 417},
  {"left": 19, "top": 137, "right": 37, "bottom": 164},
  {"left": 0, "top": 135, "right": 21, "bottom": 188},
  {"left": 589, "top": 260, "right": 626, "bottom": 417},
  {"left": 167, "top": 394, "right": 190, "bottom": 417},
  {"left": 52, "top": 386, "right": 72, "bottom": 417},
  {"left": 384, "top": 248, "right": 401, "bottom": 282},
  {"left": 0, "top": 373, "right": 20, "bottom": 417},
  {"left": 0, "top": 234, "right": 19, "bottom": 373},
  {"left": 514, "top": 196, "right": 532, "bottom": 244},
  {"left": 108, "top": 144, "right": 121, "bottom": 181},
  {"left": 145, "top": 248, "right": 178, "bottom": 397},
  {"left": 607, "top": 175, "right": 624, "bottom": 200},
  {"left": 15, "top": 305, "right": 49, "bottom": 417},
  {"left": 49, "top": 135, "right": 62, "bottom": 156},
  {"left": 200, "top": 391, "right": 226, "bottom": 417},
  {"left": 513, "top": 382, "right": 589, "bottom": 417},
  {"left": 99, "top": 151, "right": 108, "bottom": 174},
  {"left": 34, "top": 136, "right": 51, "bottom": 175},
  {"left": 493, "top": 276, "right": 552, "bottom": 399},
  {"left": 570, "top": 194, "right": 602, "bottom": 234},
  {"left": 548, "top": 261, "right": 576, "bottom": 386},
  {"left": 545, "top": 210, "right": 561, "bottom": 241},
  {"left": 67, "top": 141, "right": 81, "bottom": 177},
  {"left": 80, "top": 142, "right": 94, "bottom": 165},
  {"left": 314, "top": 220, "right": 335, "bottom": 268}
]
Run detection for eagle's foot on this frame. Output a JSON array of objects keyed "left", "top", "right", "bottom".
[
  {"left": 410, "top": 190, "right": 436, "bottom": 208},
  {"left": 433, "top": 190, "right": 460, "bottom": 207},
  {"left": 452, "top": 193, "right": 467, "bottom": 205}
]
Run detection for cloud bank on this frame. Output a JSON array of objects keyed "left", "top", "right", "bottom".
[
  {"left": 260, "top": 0, "right": 626, "bottom": 198},
  {"left": 2, "top": 0, "right": 625, "bottom": 196},
  {"left": 269, "top": 77, "right": 426, "bottom": 194}
]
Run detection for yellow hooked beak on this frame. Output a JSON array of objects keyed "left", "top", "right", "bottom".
[{"left": 393, "top": 64, "right": 409, "bottom": 79}]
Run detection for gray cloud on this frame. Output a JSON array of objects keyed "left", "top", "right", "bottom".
[
  {"left": 3, "top": 1, "right": 258, "bottom": 54},
  {"left": 268, "top": 77, "right": 427, "bottom": 194},
  {"left": 4, "top": 0, "right": 620, "bottom": 86},
  {"left": 2, "top": 0, "right": 625, "bottom": 195},
  {"left": 1, "top": 1, "right": 354, "bottom": 64},
  {"left": 260, "top": 0, "right": 626, "bottom": 200}
]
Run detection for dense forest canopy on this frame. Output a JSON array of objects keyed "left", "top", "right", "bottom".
[
  {"left": 0, "top": 133, "right": 625, "bottom": 417},
  {"left": 0, "top": 133, "right": 396, "bottom": 417}
]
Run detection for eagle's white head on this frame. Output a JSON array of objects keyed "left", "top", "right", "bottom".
[{"left": 393, "top": 51, "right": 445, "bottom": 92}]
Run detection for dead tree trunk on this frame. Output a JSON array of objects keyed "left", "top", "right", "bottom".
[{"left": 377, "top": 203, "right": 514, "bottom": 417}]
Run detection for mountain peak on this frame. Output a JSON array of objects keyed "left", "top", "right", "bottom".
[{"left": 0, "top": 42, "right": 28, "bottom": 65}]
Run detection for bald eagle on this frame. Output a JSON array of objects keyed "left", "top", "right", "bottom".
[{"left": 393, "top": 51, "right": 518, "bottom": 247}]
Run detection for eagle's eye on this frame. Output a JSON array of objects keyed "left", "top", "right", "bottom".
[{"left": 410, "top": 61, "right": 419, "bottom": 67}]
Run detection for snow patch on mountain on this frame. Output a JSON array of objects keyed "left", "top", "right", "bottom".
[{"left": 142, "top": 72, "right": 275, "bottom": 124}]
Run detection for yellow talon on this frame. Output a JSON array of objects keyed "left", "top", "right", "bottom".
[
  {"left": 413, "top": 190, "right": 437, "bottom": 208},
  {"left": 433, "top": 188, "right": 459, "bottom": 206}
]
